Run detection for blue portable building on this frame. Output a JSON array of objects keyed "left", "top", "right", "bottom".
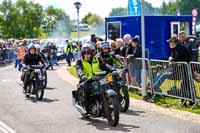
[{"left": 105, "top": 16, "right": 193, "bottom": 59}]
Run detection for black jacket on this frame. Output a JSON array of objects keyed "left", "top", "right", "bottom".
[
  {"left": 170, "top": 44, "right": 191, "bottom": 63},
  {"left": 24, "top": 53, "right": 45, "bottom": 65},
  {"left": 132, "top": 45, "right": 142, "bottom": 58},
  {"left": 125, "top": 45, "right": 133, "bottom": 57}
]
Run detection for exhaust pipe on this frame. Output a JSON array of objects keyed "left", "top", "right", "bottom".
[{"left": 72, "top": 97, "right": 86, "bottom": 114}]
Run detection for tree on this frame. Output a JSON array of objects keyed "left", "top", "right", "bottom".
[
  {"left": 81, "top": 12, "right": 103, "bottom": 25},
  {"left": 0, "top": 0, "right": 72, "bottom": 38},
  {"left": 109, "top": 7, "right": 127, "bottom": 16},
  {"left": 109, "top": 1, "right": 160, "bottom": 17},
  {"left": 160, "top": 1, "right": 178, "bottom": 15},
  {"left": 15, "top": 0, "right": 43, "bottom": 38},
  {"left": 43, "top": 6, "right": 72, "bottom": 38},
  {"left": 0, "top": 0, "right": 18, "bottom": 38}
]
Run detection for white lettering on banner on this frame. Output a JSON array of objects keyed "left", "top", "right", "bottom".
[
  {"left": 134, "top": 6, "right": 138, "bottom": 14},
  {"left": 132, "top": 0, "right": 138, "bottom": 14},
  {"left": 133, "top": 0, "right": 137, "bottom": 5}
]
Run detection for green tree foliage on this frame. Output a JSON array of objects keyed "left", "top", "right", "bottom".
[
  {"left": 160, "top": 1, "right": 178, "bottom": 15},
  {"left": 0, "top": 0, "right": 18, "bottom": 38},
  {"left": 109, "top": 7, "right": 127, "bottom": 16},
  {"left": 179, "top": 0, "right": 200, "bottom": 16},
  {"left": 43, "top": 6, "right": 72, "bottom": 37},
  {"left": 160, "top": 0, "right": 200, "bottom": 21},
  {"left": 0, "top": 0, "right": 72, "bottom": 38},
  {"left": 81, "top": 12, "right": 103, "bottom": 25},
  {"left": 109, "top": 1, "right": 160, "bottom": 17},
  {"left": 15, "top": 0, "right": 43, "bottom": 38}
]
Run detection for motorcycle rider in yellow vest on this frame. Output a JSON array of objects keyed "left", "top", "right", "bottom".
[{"left": 76, "top": 43, "right": 115, "bottom": 114}]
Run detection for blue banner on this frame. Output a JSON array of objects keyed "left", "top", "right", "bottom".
[{"left": 128, "top": 0, "right": 141, "bottom": 15}]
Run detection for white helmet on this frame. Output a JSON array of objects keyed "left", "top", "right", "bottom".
[
  {"left": 81, "top": 43, "right": 95, "bottom": 51},
  {"left": 34, "top": 44, "right": 40, "bottom": 49}
]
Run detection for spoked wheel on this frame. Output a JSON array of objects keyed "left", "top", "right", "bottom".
[
  {"left": 105, "top": 95, "right": 119, "bottom": 127},
  {"left": 35, "top": 81, "right": 44, "bottom": 101},
  {"left": 43, "top": 72, "right": 47, "bottom": 88},
  {"left": 119, "top": 87, "right": 130, "bottom": 112}
]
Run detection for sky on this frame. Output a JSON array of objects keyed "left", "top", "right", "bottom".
[{"left": 1, "top": 0, "right": 170, "bottom": 19}]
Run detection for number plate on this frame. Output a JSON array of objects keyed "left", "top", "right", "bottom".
[
  {"left": 100, "top": 78, "right": 107, "bottom": 85},
  {"left": 35, "top": 69, "right": 41, "bottom": 73},
  {"left": 107, "top": 74, "right": 113, "bottom": 83}
]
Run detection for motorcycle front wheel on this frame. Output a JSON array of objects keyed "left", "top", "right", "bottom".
[
  {"left": 35, "top": 81, "right": 44, "bottom": 101},
  {"left": 105, "top": 95, "right": 119, "bottom": 127}
]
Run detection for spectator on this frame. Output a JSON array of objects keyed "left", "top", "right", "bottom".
[
  {"left": 128, "top": 36, "right": 142, "bottom": 87},
  {"left": 123, "top": 34, "right": 133, "bottom": 57},
  {"left": 131, "top": 35, "right": 142, "bottom": 58},
  {"left": 114, "top": 38, "right": 126, "bottom": 56},
  {"left": 64, "top": 40, "right": 73, "bottom": 66},
  {"left": 154, "top": 37, "right": 193, "bottom": 106},
  {"left": 17, "top": 42, "right": 26, "bottom": 71}
]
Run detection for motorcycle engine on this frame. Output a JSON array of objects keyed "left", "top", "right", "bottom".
[{"left": 91, "top": 101, "right": 101, "bottom": 117}]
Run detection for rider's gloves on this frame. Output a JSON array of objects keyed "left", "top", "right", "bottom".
[
  {"left": 81, "top": 75, "right": 88, "bottom": 81},
  {"left": 111, "top": 67, "right": 116, "bottom": 72},
  {"left": 123, "top": 67, "right": 128, "bottom": 73}
]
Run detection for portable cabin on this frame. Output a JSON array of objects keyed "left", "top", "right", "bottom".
[{"left": 105, "top": 16, "right": 193, "bottom": 59}]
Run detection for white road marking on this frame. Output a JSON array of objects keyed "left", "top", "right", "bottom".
[
  {"left": 1, "top": 79, "right": 11, "bottom": 82},
  {"left": 0, "top": 121, "right": 16, "bottom": 133},
  {"left": 0, "top": 66, "right": 13, "bottom": 72}
]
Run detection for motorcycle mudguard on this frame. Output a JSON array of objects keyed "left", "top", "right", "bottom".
[
  {"left": 105, "top": 89, "right": 117, "bottom": 97},
  {"left": 72, "top": 90, "right": 77, "bottom": 99}
]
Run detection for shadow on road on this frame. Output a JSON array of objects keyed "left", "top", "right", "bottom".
[
  {"left": 81, "top": 118, "right": 139, "bottom": 132},
  {"left": 124, "top": 110, "right": 145, "bottom": 116},
  {"left": 25, "top": 97, "right": 60, "bottom": 103},
  {"left": 45, "top": 87, "right": 59, "bottom": 90}
]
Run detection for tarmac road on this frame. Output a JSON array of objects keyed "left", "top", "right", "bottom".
[{"left": 0, "top": 65, "right": 200, "bottom": 133}]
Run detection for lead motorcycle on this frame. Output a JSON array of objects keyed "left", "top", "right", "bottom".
[
  {"left": 72, "top": 71, "right": 119, "bottom": 127},
  {"left": 22, "top": 64, "right": 47, "bottom": 101}
]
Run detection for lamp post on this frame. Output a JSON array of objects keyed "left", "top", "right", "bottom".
[
  {"left": 74, "top": 1, "right": 82, "bottom": 60},
  {"left": 141, "top": 0, "right": 147, "bottom": 100}
]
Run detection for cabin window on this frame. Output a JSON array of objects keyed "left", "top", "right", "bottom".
[{"left": 107, "top": 22, "right": 121, "bottom": 40}]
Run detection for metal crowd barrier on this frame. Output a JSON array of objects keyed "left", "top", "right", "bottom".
[
  {"left": 189, "top": 62, "right": 200, "bottom": 108},
  {"left": 0, "top": 47, "right": 16, "bottom": 65},
  {"left": 150, "top": 60, "right": 194, "bottom": 107},
  {"left": 126, "top": 57, "right": 152, "bottom": 93}
]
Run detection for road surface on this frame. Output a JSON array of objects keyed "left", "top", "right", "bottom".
[{"left": 0, "top": 65, "right": 200, "bottom": 133}]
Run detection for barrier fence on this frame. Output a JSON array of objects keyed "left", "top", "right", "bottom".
[
  {"left": 150, "top": 60, "right": 195, "bottom": 107},
  {"left": 189, "top": 62, "right": 200, "bottom": 108},
  {"left": 0, "top": 47, "right": 16, "bottom": 65},
  {"left": 126, "top": 57, "right": 152, "bottom": 93},
  {"left": 116, "top": 56, "right": 200, "bottom": 108}
]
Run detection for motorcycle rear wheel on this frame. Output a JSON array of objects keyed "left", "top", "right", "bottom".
[{"left": 119, "top": 87, "right": 130, "bottom": 112}]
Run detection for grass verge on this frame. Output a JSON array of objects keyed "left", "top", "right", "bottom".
[{"left": 67, "top": 65, "right": 78, "bottom": 79}]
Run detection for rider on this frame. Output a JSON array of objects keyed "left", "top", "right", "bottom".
[
  {"left": 98, "top": 41, "right": 124, "bottom": 72},
  {"left": 34, "top": 44, "right": 47, "bottom": 63},
  {"left": 22, "top": 44, "right": 45, "bottom": 93},
  {"left": 76, "top": 43, "right": 114, "bottom": 114}
]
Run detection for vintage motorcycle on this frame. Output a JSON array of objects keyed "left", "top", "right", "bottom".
[
  {"left": 72, "top": 71, "right": 120, "bottom": 127},
  {"left": 22, "top": 65, "right": 47, "bottom": 101}
]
